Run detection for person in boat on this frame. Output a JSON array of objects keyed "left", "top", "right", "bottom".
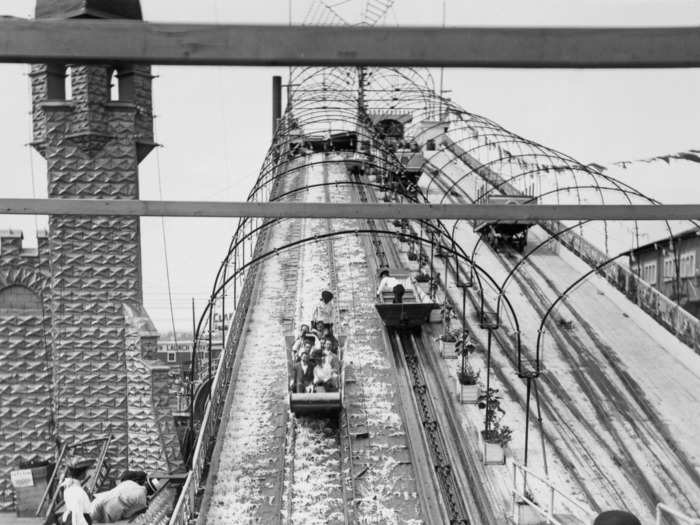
[
  {"left": 319, "top": 324, "right": 339, "bottom": 354},
  {"left": 376, "top": 268, "right": 408, "bottom": 303},
  {"left": 308, "top": 339, "right": 324, "bottom": 366},
  {"left": 313, "top": 346, "right": 340, "bottom": 392},
  {"left": 290, "top": 351, "right": 316, "bottom": 393},
  {"left": 312, "top": 290, "right": 336, "bottom": 335},
  {"left": 292, "top": 324, "right": 320, "bottom": 355},
  {"left": 320, "top": 339, "right": 340, "bottom": 362}
]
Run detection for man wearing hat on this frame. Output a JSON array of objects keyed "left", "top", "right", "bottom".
[{"left": 90, "top": 471, "right": 159, "bottom": 522}]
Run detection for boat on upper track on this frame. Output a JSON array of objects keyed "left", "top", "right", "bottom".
[
  {"left": 473, "top": 194, "right": 535, "bottom": 252},
  {"left": 374, "top": 270, "right": 438, "bottom": 328}
]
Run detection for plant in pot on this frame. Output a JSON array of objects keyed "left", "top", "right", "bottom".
[
  {"left": 437, "top": 326, "right": 460, "bottom": 359},
  {"left": 478, "top": 388, "right": 513, "bottom": 464},
  {"left": 456, "top": 338, "right": 480, "bottom": 403},
  {"left": 415, "top": 271, "right": 431, "bottom": 283}
]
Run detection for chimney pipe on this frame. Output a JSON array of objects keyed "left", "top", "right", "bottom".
[{"left": 272, "top": 75, "right": 282, "bottom": 136}]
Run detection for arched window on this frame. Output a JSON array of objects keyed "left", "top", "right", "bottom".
[
  {"left": 0, "top": 285, "right": 42, "bottom": 313},
  {"left": 109, "top": 68, "right": 119, "bottom": 101},
  {"left": 65, "top": 66, "right": 73, "bottom": 100}
]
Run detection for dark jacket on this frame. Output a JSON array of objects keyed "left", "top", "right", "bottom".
[{"left": 291, "top": 362, "right": 315, "bottom": 393}]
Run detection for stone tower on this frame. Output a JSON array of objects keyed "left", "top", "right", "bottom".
[{"left": 20, "top": 0, "right": 179, "bottom": 488}]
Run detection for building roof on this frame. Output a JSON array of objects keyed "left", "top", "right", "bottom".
[
  {"left": 621, "top": 226, "right": 700, "bottom": 256},
  {"left": 36, "top": 0, "right": 142, "bottom": 20}
]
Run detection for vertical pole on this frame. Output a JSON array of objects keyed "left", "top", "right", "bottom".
[
  {"left": 189, "top": 298, "right": 196, "bottom": 431},
  {"left": 460, "top": 283, "right": 467, "bottom": 375},
  {"left": 548, "top": 485, "right": 555, "bottom": 523},
  {"left": 272, "top": 75, "right": 282, "bottom": 136},
  {"left": 221, "top": 275, "right": 226, "bottom": 349},
  {"left": 233, "top": 249, "right": 238, "bottom": 306},
  {"left": 524, "top": 377, "right": 531, "bottom": 466},
  {"left": 437, "top": 0, "right": 446, "bottom": 120},
  {"left": 207, "top": 301, "right": 213, "bottom": 397},
  {"left": 534, "top": 379, "right": 549, "bottom": 476},
  {"left": 484, "top": 329, "right": 493, "bottom": 432},
  {"left": 512, "top": 463, "right": 519, "bottom": 524}
]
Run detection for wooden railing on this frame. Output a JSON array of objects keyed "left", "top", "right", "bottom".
[
  {"left": 511, "top": 462, "right": 595, "bottom": 525},
  {"left": 656, "top": 503, "right": 700, "bottom": 525}
]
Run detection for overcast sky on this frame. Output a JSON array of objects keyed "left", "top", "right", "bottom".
[{"left": 1, "top": 0, "right": 700, "bottom": 332}]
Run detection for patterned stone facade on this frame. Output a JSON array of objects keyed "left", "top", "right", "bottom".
[
  {"left": 0, "top": 231, "right": 53, "bottom": 510},
  {"left": 31, "top": 62, "right": 155, "bottom": 476},
  {"left": 0, "top": 1, "right": 180, "bottom": 512}
]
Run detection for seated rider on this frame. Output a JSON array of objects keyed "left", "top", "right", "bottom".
[
  {"left": 320, "top": 325, "right": 339, "bottom": 354},
  {"left": 308, "top": 340, "right": 324, "bottom": 366},
  {"left": 290, "top": 351, "right": 315, "bottom": 393},
  {"left": 376, "top": 268, "right": 408, "bottom": 304},
  {"left": 313, "top": 346, "right": 340, "bottom": 392},
  {"left": 292, "top": 324, "right": 320, "bottom": 354}
]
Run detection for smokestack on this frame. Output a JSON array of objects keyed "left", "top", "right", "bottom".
[{"left": 272, "top": 75, "right": 282, "bottom": 136}]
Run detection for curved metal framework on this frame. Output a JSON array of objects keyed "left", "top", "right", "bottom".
[{"left": 171, "top": 53, "right": 700, "bottom": 523}]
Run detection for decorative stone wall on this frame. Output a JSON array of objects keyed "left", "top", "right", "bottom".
[
  {"left": 0, "top": 230, "right": 52, "bottom": 510},
  {"left": 124, "top": 304, "right": 182, "bottom": 472},
  {"left": 15, "top": 59, "right": 181, "bottom": 486}
]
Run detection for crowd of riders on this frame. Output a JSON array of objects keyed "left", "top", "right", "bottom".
[{"left": 289, "top": 291, "right": 341, "bottom": 394}]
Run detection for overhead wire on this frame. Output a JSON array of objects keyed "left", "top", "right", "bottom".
[{"left": 152, "top": 84, "right": 180, "bottom": 348}]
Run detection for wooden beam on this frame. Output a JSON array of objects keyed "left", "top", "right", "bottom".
[
  {"left": 2, "top": 199, "right": 700, "bottom": 220},
  {"left": 2, "top": 20, "right": 700, "bottom": 67}
]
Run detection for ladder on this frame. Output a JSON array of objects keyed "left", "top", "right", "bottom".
[{"left": 36, "top": 434, "right": 113, "bottom": 523}]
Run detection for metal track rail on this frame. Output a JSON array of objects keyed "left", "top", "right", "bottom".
[
  {"left": 322, "top": 170, "right": 358, "bottom": 525},
  {"left": 354, "top": 164, "right": 484, "bottom": 524},
  {"left": 283, "top": 162, "right": 356, "bottom": 524},
  {"left": 389, "top": 327, "right": 472, "bottom": 524}
]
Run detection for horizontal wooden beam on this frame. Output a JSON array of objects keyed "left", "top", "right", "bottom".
[
  {"left": 2, "top": 199, "right": 700, "bottom": 221},
  {"left": 2, "top": 20, "right": 700, "bottom": 67}
]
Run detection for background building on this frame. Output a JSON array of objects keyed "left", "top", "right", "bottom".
[{"left": 625, "top": 228, "right": 700, "bottom": 317}]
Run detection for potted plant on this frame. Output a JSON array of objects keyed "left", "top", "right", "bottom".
[
  {"left": 478, "top": 388, "right": 512, "bottom": 465},
  {"left": 415, "top": 271, "right": 431, "bottom": 283},
  {"left": 456, "top": 338, "right": 480, "bottom": 403},
  {"left": 415, "top": 271, "right": 432, "bottom": 299},
  {"left": 437, "top": 327, "right": 460, "bottom": 359}
]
